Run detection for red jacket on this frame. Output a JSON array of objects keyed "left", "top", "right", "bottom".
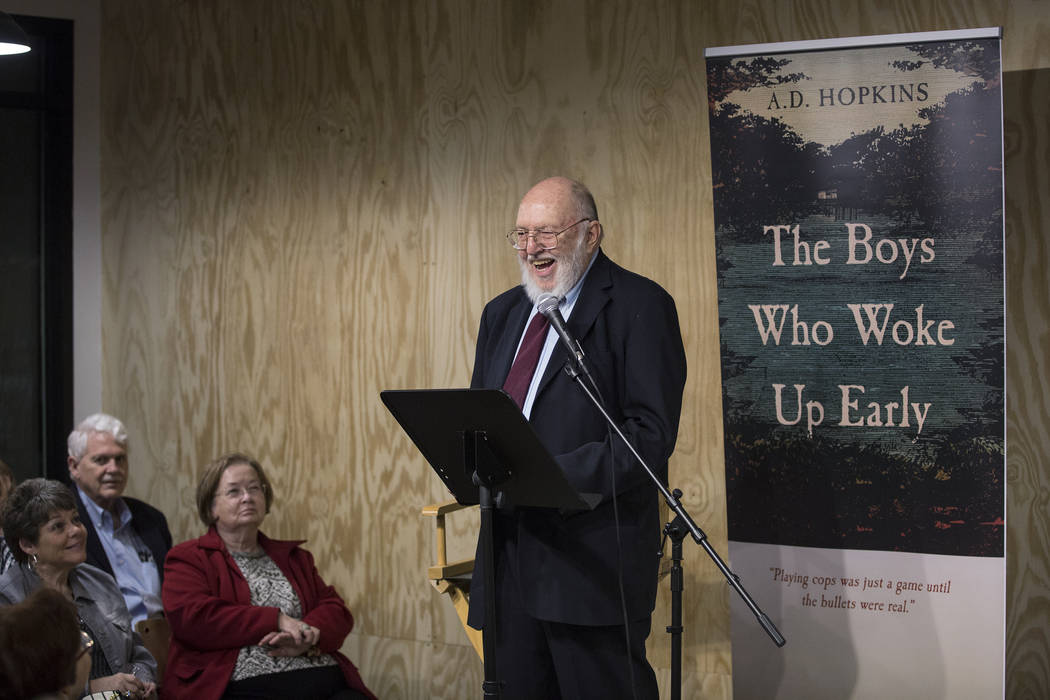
[{"left": 161, "top": 527, "right": 375, "bottom": 699}]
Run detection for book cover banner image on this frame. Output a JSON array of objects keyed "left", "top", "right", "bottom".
[{"left": 705, "top": 29, "right": 1005, "bottom": 699}]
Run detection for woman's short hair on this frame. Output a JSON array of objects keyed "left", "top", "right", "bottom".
[
  {"left": 0, "top": 587, "right": 81, "bottom": 696},
  {"left": 1, "top": 478, "right": 78, "bottom": 564},
  {"left": 196, "top": 453, "right": 274, "bottom": 527}
]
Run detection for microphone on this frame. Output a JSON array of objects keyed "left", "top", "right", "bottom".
[
  {"left": 536, "top": 294, "right": 584, "bottom": 365},
  {"left": 536, "top": 293, "right": 604, "bottom": 405}
]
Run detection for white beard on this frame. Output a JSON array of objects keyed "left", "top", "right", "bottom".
[{"left": 519, "top": 234, "right": 591, "bottom": 304}]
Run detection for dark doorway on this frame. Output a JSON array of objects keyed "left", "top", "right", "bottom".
[{"left": 0, "top": 14, "right": 74, "bottom": 483}]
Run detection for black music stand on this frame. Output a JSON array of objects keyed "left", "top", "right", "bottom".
[{"left": 381, "top": 388, "right": 599, "bottom": 699}]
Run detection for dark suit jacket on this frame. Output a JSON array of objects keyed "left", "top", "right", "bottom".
[
  {"left": 73, "top": 486, "right": 173, "bottom": 584},
  {"left": 467, "top": 249, "right": 687, "bottom": 627}
]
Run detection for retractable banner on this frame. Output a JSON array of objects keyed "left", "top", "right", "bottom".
[{"left": 705, "top": 29, "right": 1005, "bottom": 699}]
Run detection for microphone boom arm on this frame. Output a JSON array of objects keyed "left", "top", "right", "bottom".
[{"left": 560, "top": 360, "right": 787, "bottom": 652}]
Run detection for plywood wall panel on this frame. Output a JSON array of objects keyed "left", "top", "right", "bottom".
[
  {"left": 99, "top": 0, "right": 1048, "bottom": 697},
  {"left": 1004, "top": 63, "right": 1050, "bottom": 700},
  {"left": 346, "top": 633, "right": 483, "bottom": 699}
]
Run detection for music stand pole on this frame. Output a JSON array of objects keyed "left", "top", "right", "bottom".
[{"left": 467, "top": 431, "right": 502, "bottom": 698}]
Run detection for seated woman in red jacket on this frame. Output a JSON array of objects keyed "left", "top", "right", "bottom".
[{"left": 162, "top": 453, "right": 375, "bottom": 700}]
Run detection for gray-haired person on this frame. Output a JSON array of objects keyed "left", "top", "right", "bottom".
[{"left": 67, "top": 413, "right": 172, "bottom": 624}]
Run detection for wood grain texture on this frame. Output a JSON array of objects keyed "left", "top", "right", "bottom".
[
  {"left": 1004, "top": 63, "right": 1050, "bottom": 700},
  {"left": 98, "top": 0, "right": 1047, "bottom": 697}
]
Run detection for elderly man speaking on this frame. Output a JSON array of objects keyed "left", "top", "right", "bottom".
[
  {"left": 68, "top": 413, "right": 172, "bottom": 625},
  {"left": 467, "top": 176, "right": 687, "bottom": 699}
]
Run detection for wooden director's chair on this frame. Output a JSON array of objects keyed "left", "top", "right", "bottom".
[{"left": 421, "top": 499, "right": 484, "bottom": 659}]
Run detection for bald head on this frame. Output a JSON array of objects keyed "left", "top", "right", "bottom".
[{"left": 518, "top": 177, "right": 598, "bottom": 225}]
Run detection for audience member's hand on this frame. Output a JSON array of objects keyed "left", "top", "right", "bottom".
[
  {"left": 264, "top": 636, "right": 316, "bottom": 657},
  {"left": 258, "top": 612, "right": 320, "bottom": 656},
  {"left": 89, "top": 672, "right": 151, "bottom": 698}
]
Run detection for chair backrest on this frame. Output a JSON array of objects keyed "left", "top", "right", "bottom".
[
  {"left": 135, "top": 616, "right": 171, "bottom": 683},
  {"left": 422, "top": 499, "right": 483, "bottom": 659}
]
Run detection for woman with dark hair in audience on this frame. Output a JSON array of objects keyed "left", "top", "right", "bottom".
[
  {"left": 0, "top": 478, "right": 157, "bottom": 698},
  {"left": 0, "top": 587, "right": 91, "bottom": 699},
  {"left": 0, "top": 458, "right": 15, "bottom": 574},
  {"left": 162, "top": 452, "right": 375, "bottom": 700}
]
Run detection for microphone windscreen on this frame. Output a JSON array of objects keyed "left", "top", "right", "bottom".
[{"left": 536, "top": 294, "right": 561, "bottom": 316}]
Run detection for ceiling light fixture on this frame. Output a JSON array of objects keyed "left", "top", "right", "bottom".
[{"left": 0, "top": 11, "right": 31, "bottom": 55}]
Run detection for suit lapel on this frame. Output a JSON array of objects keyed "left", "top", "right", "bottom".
[{"left": 534, "top": 250, "right": 613, "bottom": 398}]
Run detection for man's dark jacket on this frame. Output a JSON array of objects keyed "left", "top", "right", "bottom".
[
  {"left": 73, "top": 486, "right": 173, "bottom": 583},
  {"left": 467, "top": 249, "right": 687, "bottom": 628}
]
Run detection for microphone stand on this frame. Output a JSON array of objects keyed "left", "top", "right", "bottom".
[{"left": 561, "top": 359, "right": 786, "bottom": 700}]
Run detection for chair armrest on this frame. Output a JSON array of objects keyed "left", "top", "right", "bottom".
[{"left": 421, "top": 500, "right": 473, "bottom": 517}]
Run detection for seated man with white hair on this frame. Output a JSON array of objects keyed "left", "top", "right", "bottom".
[{"left": 68, "top": 413, "right": 172, "bottom": 625}]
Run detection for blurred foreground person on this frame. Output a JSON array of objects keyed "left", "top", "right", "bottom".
[
  {"left": 0, "top": 587, "right": 91, "bottom": 700},
  {"left": 0, "top": 478, "right": 157, "bottom": 698},
  {"left": 162, "top": 453, "right": 375, "bottom": 700}
]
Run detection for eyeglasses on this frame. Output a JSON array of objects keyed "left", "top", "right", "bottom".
[
  {"left": 506, "top": 218, "right": 592, "bottom": 251},
  {"left": 222, "top": 483, "right": 265, "bottom": 500},
  {"left": 78, "top": 630, "right": 94, "bottom": 660}
]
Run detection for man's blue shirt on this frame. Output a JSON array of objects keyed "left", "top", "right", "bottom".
[{"left": 76, "top": 485, "right": 163, "bottom": 624}]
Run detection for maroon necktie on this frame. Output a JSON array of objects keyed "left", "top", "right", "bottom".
[{"left": 502, "top": 312, "right": 551, "bottom": 410}]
